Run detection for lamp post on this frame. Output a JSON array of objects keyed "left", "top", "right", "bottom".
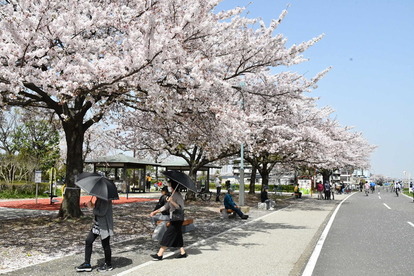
[{"left": 238, "top": 81, "right": 246, "bottom": 206}]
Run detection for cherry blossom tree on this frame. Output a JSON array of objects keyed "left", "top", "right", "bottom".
[{"left": 0, "top": 0, "right": 323, "bottom": 217}]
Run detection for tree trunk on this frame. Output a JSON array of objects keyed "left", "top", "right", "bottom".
[
  {"left": 249, "top": 166, "right": 257, "bottom": 194},
  {"left": 321, "top": 169, "right": 332, "bottom": 184},
  {"left": 261, "top": 171, "right": 270, "bottom": 188},
  {"left": 183, "top": 166, "right": 198, "bottom": 201},
  {"left": 58, "top": 120, "right": 85, "bottom": 218}
]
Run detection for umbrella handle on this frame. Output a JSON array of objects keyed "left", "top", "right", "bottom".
[{"left": 167, "top": 186, "right": 179, "bottom": 207}]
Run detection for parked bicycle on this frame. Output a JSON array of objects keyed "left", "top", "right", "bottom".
[{"left": 185, "top": 187, "right": 212, "bottom": 201}]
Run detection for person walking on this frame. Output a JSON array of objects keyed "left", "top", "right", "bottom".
[
  {"left": 215, "top": 175, "right": 222, "bottom": 202},
  {"left": 76, "top": 197, "right": 114, "bottom": 272},
  {"left": 151, "top": 186, "right": 171, "bottom": 225},
  {"left": 149, "top": 179, "right": 187, "bottom": 260},
  {"left": 316, "top": 182, "right": 324, "bottom": 200}
]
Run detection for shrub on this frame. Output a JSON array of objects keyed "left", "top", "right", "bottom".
[{"left": 0, "top": 182, "right": 50, "bottom": 199}]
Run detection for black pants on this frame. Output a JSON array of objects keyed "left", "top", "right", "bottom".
[
  {"left": 216, "top": 187, "right": 221, "bottom": 201},
  {"left": 85, "top": 231, "right": 111, "bottom": 265}
]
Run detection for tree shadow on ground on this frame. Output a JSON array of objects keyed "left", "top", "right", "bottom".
[{"left": 96, "top": 256, "right": 133, "bottom": 269}]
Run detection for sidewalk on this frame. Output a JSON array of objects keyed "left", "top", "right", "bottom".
[{"left": 3, "top": 194, "right": 347, "bottom": 276}]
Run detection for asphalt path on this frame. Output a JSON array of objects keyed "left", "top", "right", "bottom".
[{"left": 312, "top": 188, "right": 414, "bottom": 276}]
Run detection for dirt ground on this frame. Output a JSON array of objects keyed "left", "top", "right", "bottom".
[{"left": 0, "top": 193, "right": 289, "bottom": 273}]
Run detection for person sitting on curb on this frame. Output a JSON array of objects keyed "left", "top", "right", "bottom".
[
  {"left": 294, "top": 184, "right": 302, "bottom": 198},
  {"left": 260, "top": 186, "right": 275, "bottom": 210},
  {"left": 223, "top": 188, "right": 248, "bottom": 219}
]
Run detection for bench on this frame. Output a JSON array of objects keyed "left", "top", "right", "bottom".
[
  {"left": 220, "top": 208, "right": 236, "bottom": 219},
  {"left": 131, "top": 187, "right": 145, "bottom": 193},
  {"left": 44, "top": 191, "right": 58, "bottom": 204}
]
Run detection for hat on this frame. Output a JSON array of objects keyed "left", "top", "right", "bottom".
[{"left": 228, "top": 188, "right": 233, "bottom": 192}]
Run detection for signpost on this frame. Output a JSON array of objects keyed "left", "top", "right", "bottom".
[{"left": 34, "top": 170, "right": 42, "bottom": 204}]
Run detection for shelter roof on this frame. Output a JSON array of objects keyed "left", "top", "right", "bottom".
[
  {"left": 85, "top": 153, "right": 159, "bottom": 168},
  {"left": 159, "top": 159, "right": 221, "bottom": 171}
]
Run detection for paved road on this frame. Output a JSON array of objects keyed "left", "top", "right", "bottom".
[
  {"left": 2, "top": 195, "right": 346, "bottom": 276},
  {"left": 312, "top": 188, "right": 414, "bottom": 276}
]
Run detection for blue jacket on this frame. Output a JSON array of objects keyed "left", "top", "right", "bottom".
[{"left": 224, "top": 193, "right": 236, "bottom": 209}]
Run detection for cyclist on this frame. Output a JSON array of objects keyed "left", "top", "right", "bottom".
[
  {"left": 395, "top": 181, "right": 401, "bottom": 197},
  {"left": 370, "top": 182, "right": 376, "bottom": 193},
  {"left": 364, "top": 182, "right": 370, "bottom": 196}
]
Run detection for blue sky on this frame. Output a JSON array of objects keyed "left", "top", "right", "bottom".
[{"left": 217, "top": 0, "right": 414, "bottom": 179}]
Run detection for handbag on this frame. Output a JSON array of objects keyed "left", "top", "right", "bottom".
[
  {"left": 170, "top": 207, "right": 184, "bottom": 221},
  {"left": 152, "top": 221, "right": 168, "bottom": 241},
  {"left": 91, "top": 220, "right": 100, "bottom": 235}
]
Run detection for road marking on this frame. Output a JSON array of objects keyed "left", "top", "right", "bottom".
[
  {"left": 383, "top": 203, "right": 391, "bottom": 209},
  {"left": 378, "top": 196, "right": 381, "bottom": 200},
  {"left": 302, "top": 193, "right": 355, "bottom": 276},
  {"left": 408, "top": 221, "right": 414, "bottom": 228}
]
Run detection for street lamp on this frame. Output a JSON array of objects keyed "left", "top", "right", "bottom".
[{"left": 238, "top": 81, "right": 246, "bottom": 206}]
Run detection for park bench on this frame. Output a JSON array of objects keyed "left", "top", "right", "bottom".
[
  {"left": 292, "top": 192, "right": 302, "bottom": 198},
  {"left": 130, "top": 187, "right": 145, "bottom": 193},
  {"left": 220, "top": 208, "right": 236, "bottom": 219}
]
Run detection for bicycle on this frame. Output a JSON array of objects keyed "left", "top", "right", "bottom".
[{"left": 185, "top": 187, "right": 212, "bottom": 201}]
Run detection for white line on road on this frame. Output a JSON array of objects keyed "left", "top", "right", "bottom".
[
  {"left": 302, "top": 193, "right": 355, "bottom": 276},
  {"left": 378, "top": 196, "right": 381, "bottom": 200},
  {"left": 407, "top": 221, "right": 414, "bottom": 228},
  {"left": 383, "top": 203, "right": 391, "bottom": 210}
]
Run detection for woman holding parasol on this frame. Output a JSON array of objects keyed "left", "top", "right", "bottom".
[{"left": 149, "top": 170, "right": 195, "bottom": 260}]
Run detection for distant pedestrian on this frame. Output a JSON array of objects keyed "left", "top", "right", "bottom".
[
  {"left": 146, "top": 174, "right": 152, "bottom": 191},
  {"left": 395, "top": 181, "right": 401, "bottom": 197},
  {"left": 294, "top": 184, "right": 302, "bottom": 198},
  {"left": 330, "top": 183, "right": 335, "bottom": 200},
  {"left": 215, "top": 176, "right": 222, "bottom": 202},
  {"left": 76, "top": 197, "right": 114, "bottom": 272},
  {"left": 316, "top": 182, "right": 324, "bottom": 200},
  {"left": 324, "top": 181, "right": 331, "bottom": 200},
  {"left": 364, "top": 182, "right": 370, "bottom": 196},
  {"left": 260, "top": 186, "right": 275, "bottom": 210},
  {"left": 370, "top": 182, "right": 376, "bottom": 193},
  {"left": 225, "top": 180, "right": 231, "bottom": 190}
]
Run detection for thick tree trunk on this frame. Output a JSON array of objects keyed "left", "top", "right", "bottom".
[
  {"left": 321, "top": 170, "right": 332, "bottom": 184},
  {"left": 261, "top": 171, "right": 270, "bottom": 188},
  {"left": 58, "top": 120, "right": 85, "bottom": 218}
]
